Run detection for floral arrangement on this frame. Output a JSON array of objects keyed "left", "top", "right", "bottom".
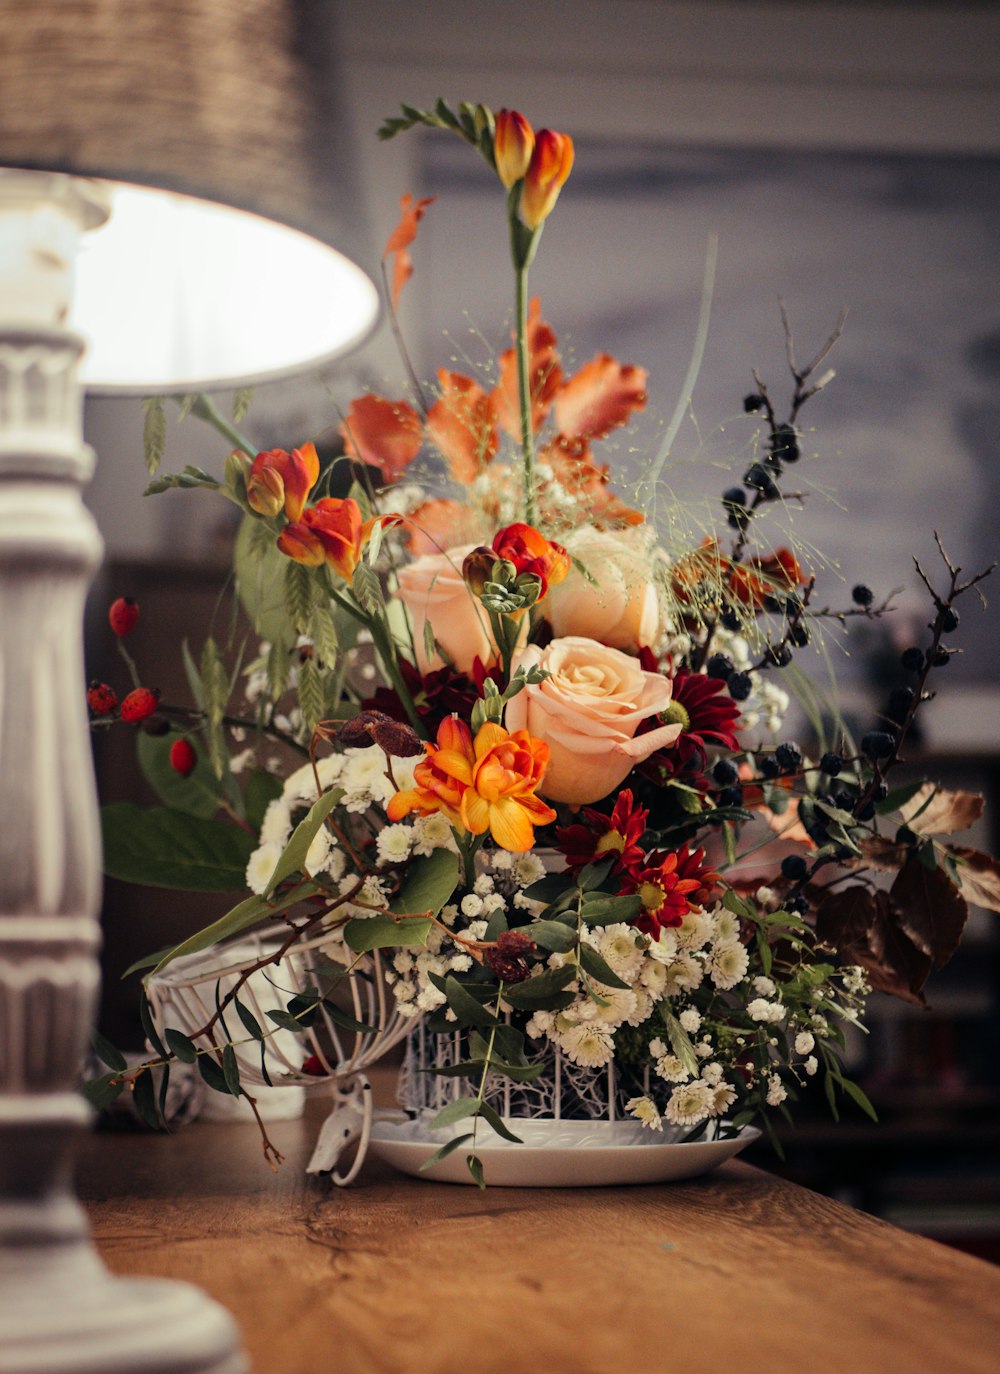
[{"left": 87, "top": 99, "right": 999, "bottom": 1183}]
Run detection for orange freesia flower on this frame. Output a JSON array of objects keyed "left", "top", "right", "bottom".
[
  {"left": 491, "top": 523, "right": 569, "bottom": 599},
  {"left": 460, "top": 722, "right": 557, "bottom": 852},
  {"left": 494, "top": 109, "right": 535, "bottom": 187},
  {"left": 277, "top": 498, "right": 399, "bottom": 581},
  {"left": 386, "top": 717, "right": 556, "bottom": 852},
  {"left": 383, "top": 192, "right": 436, "bottom": 310},
  {"left": 341, "top": 394, "right": 423, "bottom": 484},
  {"left": 246, "top": 443, "right": 319, "bottom": 522},
  {"left": 386, "top": 715, "right": 475, "bottom": 830},
  {"left": 425, "top": 370, "right": 499, "bottom": 483},
  {"left": 672, "top": 539, "right": 806, "bottom": 613},
  {"left": 520, "top": 129, "right": 574, "bottom": 230}
]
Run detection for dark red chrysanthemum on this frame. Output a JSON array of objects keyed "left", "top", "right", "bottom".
[
  {"left": 556, "top": 788, "right": 648, "bottom": 873},
  {"left": 620, "top": 842, "right": 719, "bottom": 937},
  {"left": 635, "top": 667, "right": 741, "bottom": 788},
  {"left": 365, "top": 658, "right": 503, "bottom": 735}
]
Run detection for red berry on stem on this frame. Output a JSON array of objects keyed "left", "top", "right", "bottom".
[
  {"left": 169, "top": 737, "right": 197, "bottom": 777},
  {"left": 109, "top": 597, "right": 140, "bottom": 637},
  {"left": 86, "top": 680, "right": 118, "bottom": 715},
  {"left": 119, "top": 687, "right": 160, "bottom": 723}
]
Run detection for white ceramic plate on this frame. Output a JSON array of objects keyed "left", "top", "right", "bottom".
[{"left": 368, "top": 1112, "right": 761, "bottom": 1187}]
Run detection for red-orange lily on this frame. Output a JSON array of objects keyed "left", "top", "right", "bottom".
[{"left": 246, "top": 443, "right": 319, "bottom": 522}]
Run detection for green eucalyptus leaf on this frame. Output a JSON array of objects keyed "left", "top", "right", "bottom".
[
  {"left": 164, "top": 1029, "right": 197, "bottom": 1063},
  {"left": 394, "top": 849, "right": 460, "bottom": 917},
  {"left": 502, "top": 964, "right": 576, "bottom": 1009},
  {"left": 580, "top": 893, "right": 643, "bottom": 926},
  {"left": 264, "top": 788, "right": 343, "bottom": 897},
  {"left": 527, "top": 920, "right": 576, "bottom": 953},
  {"left": 132, "top": 1067, "right": 163, "bottom": 1130},
  {"left": 418, "top": 1132, "right": 474, "bottom": 1171},
  {"left": 101, "top": 803, "right": 256, "bottom": 892},
  {"left": 90, "top": 1027, "right": 127, "bottom": 1072},
  {"left": 578, "top": 943, "right": 631, "bottom": 990},
  {"left": 478, "top": 1101, "right": 522, "bottom": 1143},
  {"left": 343, "top": 912, "right": 433, "bottom": 953},
  {"left": 81, "top": 1070, "right": 125, "bottom": 1112},
  {"left": 148, "top": 881, "right": 319, "bottom": 979},
  {"left": 429, "top": 1096, "right": 481, "bottom": 1130},
  {"left": 444, "top": 975, "right": 501, "bottom": 1029}
]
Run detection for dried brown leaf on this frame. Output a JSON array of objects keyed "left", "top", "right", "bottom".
[
  {"left": 890, "top": 853, "right": 968, "bottom": 970},
  {"left": 857, "top": 835, "right": 909, "bottom": 872},
  {"left": 815, "top": 885, "right": 930, "bottom": 1006},
  {"left": 946, "top": 846, "right": 1000, "bottom": 915},
  {"left": 898, "top": 784, "right": 984, "bottom": 837}
]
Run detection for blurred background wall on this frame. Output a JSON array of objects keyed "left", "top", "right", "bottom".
[{"left": 84, "top": 0, "right": 1000, "bottom": 1254}]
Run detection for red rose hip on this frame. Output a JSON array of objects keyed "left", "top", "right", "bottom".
[
  {"left": 169, "top": 738, "right": 197, "bottom": 777},
  {"left": 119, "top": 687, "right": 160, "bottom": 723},
  {"left": 109, "top": 597, "right": 140, "bottom": 637},
  {"left": 86, "top": 681, "right": 118, "bottom": 715}
]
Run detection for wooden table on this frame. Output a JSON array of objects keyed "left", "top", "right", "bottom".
[{"left": 78, "top": 1099, "right": 1000, "bottom": 1374}]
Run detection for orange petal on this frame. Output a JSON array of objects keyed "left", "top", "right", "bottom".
[
  {"left": 425, "top": 370, "right": 499, "bottom": 483},
  {"left": 472, "top": 721, "right": 508, "bottom": 760},
  {"left": 520, "top": 130, "right": 574, "bottom": 230},
  {"left": 340, "top": 394, "right": 423, "bottom": 484},
  {"left": 553, "top": 355, "right": 648, "bottom": 443},
  {"left": 246, "top": 462, "right": 285, "bottom": 518},
  {"left": 276, "top": 521, "right": 325, "bottom": 566},
  {"left": 494, "top": 298, "right": 562, "bottom": 438},
  {"left": 460, "top": 788, "right": 491, "bottom": 836},
  {"left": 404, "top": 499, "right": 486, "bottom": 556},
  {"left": 383, "top": 193, "right": 437, "bottom": 310},
  {"left": 282, "top": 442, "right": 320, "bottom": 522},
  {"left": 488, "top": 797, "right": 534, "bottom": 852},
  {"left": 386, "top": 788, "right": 423, "bottom": 822},
  {"left": 493, "top": 109, "right": 535, "bottom": 187},
  {"left": 436, "top": 715, "right": 474, "bottom": 758}
]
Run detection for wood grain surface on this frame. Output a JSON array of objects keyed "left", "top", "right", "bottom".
[{"left": 78, "top": 1094, "right": 1000, "bottom": 1374}]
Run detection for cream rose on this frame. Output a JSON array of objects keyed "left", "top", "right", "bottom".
[
  {"left": 544, "top": 525, "right": 665, "bottom": 652},
  {"left": 504, "top": 636, "right": 682, "bottom": 805},
  {"left": 396, "top": 544, "right": 498, "bottom": 675}
]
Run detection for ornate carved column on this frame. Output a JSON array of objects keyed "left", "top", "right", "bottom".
[{"left": 0, "top": 173, "right": 245, "bottom": 1374}]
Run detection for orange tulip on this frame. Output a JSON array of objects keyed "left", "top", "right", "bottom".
[
  {"left": 246, "top": 443, "right": 319, "bottom": 522},
  {"left": 520, "top": 130, "right": 574, "bottom": 230},
  {"left": 494, "top": 109, "right": 535, "bottom": 188},
  {"left": 386, "top": 717, "right": 555, "bottom": 853}
]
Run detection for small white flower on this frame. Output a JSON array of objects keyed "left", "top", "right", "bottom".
[
  {"left": 654, "top": 1053, "right": 690, "bottom": 1083},
  {"left": 304, "top": 826, "right": 333, "bottom": 876},
  {"left": 229, "top": 747, "right": 255, "bottom": 776},
  {"left": 711, "top": 907, "right": 741, "bottom": 944},
  {"left": 626, "top": 1096, "right": 663, "bottom": 1132},
  {"left": 708, "top": 940, "right": 749, "bottom": 991},
  {"left": 804, "top": 1056, "right": 818, "bottom": 1076},
  {"left": 490, "top": 849, "right": 515, "bottom": 871},
  {"left": 513, "top": 853, "right": 546, "bottom": 888},
  {"left": 342, "top": 746, "right": 386, "bottom": 794},
  {"left": 766, "top": 1074, "right": 787, "bottom": 1107},
  {"left": 640, "top": 958, "right": 668, "bottom": 996},
  {"left": 795, "top": 1031, "right": 816, "bottom": 1055},
  {"left": 557, "top": 1023, "right": 615, "bottom": 1068},
  {"left": 597, "top": 924, "right": 645, "bottom": 980},
  {"left": 679, "top": 1007, "right": 702, "bottom": 1034},
  {"left": 753, "top": 976, "right": 776, "bottom": 997},
  {"left": 376, "top": 824, "right": 413, "bottom": 866},
  {"left": 755, "top": 885, "right": 777, "bottom": 909},
  {"left": 481, "top": 893, "right": 507, "bottom": 917},
  {"left": 661, "top": 953, "right": 704, "bottom": 996},
  {"left": 709, "top": 1081, "right": 737, "bottom": 1116},
  {"left": 473, "top": 874, "right": 495, "bottom": 896},
  {"left": 589, "top": 985, "right": 637, "bottom": 1029},
  {"left": 701, "top": 1062, "right": 723, "bottom": 1086},
  {"left": 245, "top": 843, "right": 281, "bottom": 896},
  {"left": 259, "top": 797, "right": 293, "bottom": 847},
  {"left": 649, "top": 1037, "right": 667, "bottom": 1059},
  {"left": 695, "top": 1039, "right": 714, "bottom": 1059},
  {"left": 665, "top": 1080, "right": 713, "bottom": 1127},
  {"left": 460, "top": 893, "right": 485, "bottom": 918},
  {"left": 412, "top": 813, "right": 458, "bottom": 856},
  {"left": 676, "top": 907, "right": 713, "bottom": 951},
  {"left": 748, "top": 998, "right": 784, "bottom": 1024},
  {"left": 647, "top": 929, "right": 679, "bottom": 964}
]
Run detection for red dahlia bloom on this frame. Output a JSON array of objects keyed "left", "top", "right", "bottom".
[
  {"left": 621, "top": 843, "right": 719, "bottom": 937},
  {"left": 556, "top": 789, "right": 648, "bottom": 873},
  {"left": 635, "top": 666, "right": 741, "bottom": 784}
]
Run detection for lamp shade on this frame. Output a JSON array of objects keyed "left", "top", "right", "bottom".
[{"left": 0, "top": 0, "right": 380, "bottom": 391}]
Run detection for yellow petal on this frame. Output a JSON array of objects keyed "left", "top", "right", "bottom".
[
  {"left": 460, "top": 789, "right": 490, "bottom": 836},
  {"left": 488, "top": 797, "right": 534, "bottom": 853}
]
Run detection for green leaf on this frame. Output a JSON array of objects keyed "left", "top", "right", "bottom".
[
  {"left": 502, "top": 963, "right": 576, "bottom": 1009},
  {"left": 578, "top": 943, "right": 631, "bottom": 990},
  {"left": 244, "top": 768, "right": 283, "bottom": 832},
  {"left": 148, "top": 881, "right": 319, "bottom": 978},
  {"left": 521, "top": 873, "right": 573, "bottom": 905},
  {"left": 264, "top": 788, "right": 343, "bottom": 897},
  {"left": 137, "top": 729, "right": 221, "bottom": 819},
  {"left": 132, "top": 1066, "right": 163, "bottom": 1130},
  {"left": 878, "top": 779, "right": 927, "bottom": 816},
  {"left": 80, "top": 1070, "right": 125, "bottom": 1112},
  {"left": 445, "top": 975, "right": 501, "bottom": 1029},
  {"left": 343, "top": 912, "right": 433, "bottom": 954},
  {"left": 722, "top": 887, "right": 756, "bottom": 921},
  {"left": 487, "top": 1060, "right": 545, "bottom": 1083},
  {"left": 839, "top": 1076, "right": 879, "bottom": 1122},
  {"left": 181, "top": 639, "right": 205, "bottom": 709},
  {"left": 122, "top": 944, "right": 175, "bottom": 979},
  {"left": 322, "top": 1000, "right": 375, "bottom": 1035},
  {"left": 284, "top": 559, "right": 315, "bottom": 634},
  {"left": 418, "top": 1132, "right": 474, "bottom": 1171},
  {"left": 478, "top": 1100, "right": 522, "bottom": 1143},
  {"left": 309, "top": 604, "right": 340, "bottom": 668},
  {"left": 266, "top": 1008, "right": 309, "bottom": 1035},
  {"left": 164, "top": 1029, "right": 197, "bottom": 1063},
  {"left": 200, "top": 638, "right": 230, "bottom": 781},
  {"left": 352, "top": 561, "right": 384, "bottom": 615},
  {"left": 234, "top": 1000, "right": 264, "bottom": 1042},
  {"left": 138, "top": 989, "right": 167, "bottom": 1058},
  {"left": 580, "top": 893, "right": 643, "bottom": 926},
  {"left": 101, "top": 803, "right": 257, "bottom": 891},
  {"left": 466, "top": 1153, "right": 486, "bottom": 1189},
  {"left": 141, "top": 396, "right": 166, "bottom": 475},
  {"left": 232, "top": 386, "right": 254, "bottom": 423},
  {"left": 235, "top": 515, "right": 291, "bottom": 645},
  {"left": 198, "top": 1054, "right": 234, "bottom": 1094},
  {"left": 578, "top": 859, "right": 615, "bottom": 891},
  {"left": 527, "top": 920, "right": 576, "bottom": 953},
  {"left": 90, "top": 1027, "right": 127, "bottom": 1072},
  {"left": 429, "top": 1096, "right": 481, "bottom": 1130},
  {"left": 221, "top": 1044, "right": 242, "bottom": 1096},
  {"left": 298, "top": 655, "right": 325, "bottom": 737},
  {"left": 393, "top": 848, "right": 459, "bottom": 917}
]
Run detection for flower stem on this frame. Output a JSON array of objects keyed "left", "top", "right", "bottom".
[{"left": 514, "top": 261, "right": 536, "bottom": 527}]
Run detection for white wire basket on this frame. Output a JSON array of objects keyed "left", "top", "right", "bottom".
[{"left": 146, "top": 921, "right": 409, "bottom": 1184}]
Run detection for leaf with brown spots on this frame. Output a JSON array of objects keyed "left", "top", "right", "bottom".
[
  {"left": 898, "top": 784, "right": 984, "bottom": 837},
  {"left": 945, "top": 846, "right": 1000, "bottom": 914}
]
